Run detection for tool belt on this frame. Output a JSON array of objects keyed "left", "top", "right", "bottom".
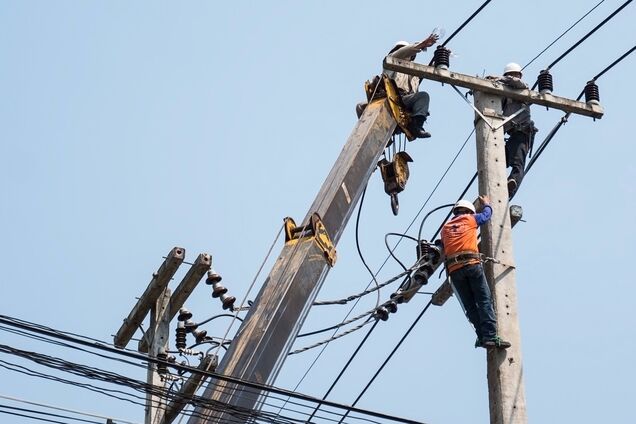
[{"left": 445, "top": 251, "right": 481, "bottom": 267}]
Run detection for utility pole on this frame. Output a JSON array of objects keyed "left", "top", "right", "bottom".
[
  {"left": 189, "top": 99, "right": 398, "bottom": 423},
  {"left": 384, "top": 56, "right": 603, "bottom": 424},
  {"left": 113, "top": 248, "right": 211, "bottom": 424}
]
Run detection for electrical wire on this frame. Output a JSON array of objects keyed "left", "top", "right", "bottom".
[
  {"left": 0, "top": 315, "right": 422, "bottom": 424},
  {"left": 0, "top": 394, "right": 139, "bottom": 424},
  {"left": 0, "top": 404, "right": 101, "bottom": 424},
  {"left": 441, "top": 0, "right": 492, "bottom": 48},
  {"left": 337, "top": 300, "right": 434, "bottom": 424},
  {"left": 522, "top": 0, "right": 606, "bottom": 71},
  {"left": 305, "top": 320, "right": 380, "bottom": 423},
  {"left": 354, "top": 185, "right": 382, "bottom": 308},
  {"left": 531, "top": 0, "right": 633, "bottom": 89}
]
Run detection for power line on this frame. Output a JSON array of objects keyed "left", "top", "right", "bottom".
[
  {"left": 0, "top": 404, "right": 101, "bottom": 424},
  {"left": 441, "top": 0, "right": 493, "bottom": 47},
  {"left": 522, "top": 0, "right": 606, "bottom": 70},
  {"left": 337, "top": 300, "right": 435, "bottom": 424},
  {"left": 531, "top": 0, "right": 633, "bottom": 88},
  {"left": 0, "top": 315, "right": 423, "bottom": 424}
]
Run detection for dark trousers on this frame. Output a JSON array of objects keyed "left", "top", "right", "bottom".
[
  {"left": 505, "top": 130, "right": 531, "bottom": 195},
  {"left": 402, "top": 91, "right": 430, "bottom": 123},
  {"left": 450, "top": 263, "right": 497, "bottom": 341}
]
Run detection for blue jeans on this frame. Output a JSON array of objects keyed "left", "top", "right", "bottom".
[{"left": 450, "top": 264, "right": 497, "bottom": 341}]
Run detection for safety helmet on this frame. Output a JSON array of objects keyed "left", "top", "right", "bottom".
[
  {"left": 394, "top": 40, "right": 410, "bottom": 48},
  {"left": 503, "top": 62, "right": 522, "bottom": 76},
  {"left": 453, "top": 199, "right": 476, "bottom": 215}
]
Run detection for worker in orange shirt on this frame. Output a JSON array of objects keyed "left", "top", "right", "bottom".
[{"left": 441, "top": 196, "right": 511, "bottom": 349}]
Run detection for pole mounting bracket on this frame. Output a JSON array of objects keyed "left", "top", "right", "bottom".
[{"left": 284, "top": 213, "right": 337, "bottom": 267}]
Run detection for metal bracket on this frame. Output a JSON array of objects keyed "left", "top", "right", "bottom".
[
  {"left": 492, "top": 107, "right": 525, "bottom": 131},
  {"left": 284, "top": 213, "right": 337, "bottom": 267},
  {"left": 450, "top": 85, "right": 494, "bottom": 130},
  {"left": 363, "top": 74, "right": 415, "bottom": 141}
]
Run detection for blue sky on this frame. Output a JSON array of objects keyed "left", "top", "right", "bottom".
[{"left": 1, "top": 1, "right": 634, "bottom": 423}]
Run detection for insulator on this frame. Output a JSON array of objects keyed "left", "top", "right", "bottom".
[
  {"left": 374, "top": 306, "right": 389, "bottom": 321},
  {"left": 193, "top": 329, "right": 208, "bottom": 343},
  {"left": 433, "top": 46, "right": 450, "bottom": 70},
  {"left": 220, "top": 294, "right": 236, "bottom": 311},
  {"left": 385, "top": 300, "right": 398, "bottom": 314},
  {"left": 175, "top": 323, "right": 187, "bottom": 350},
  {"left": 537, "top": 70, "right": 553, "bottom": 94},
  {"left": 178, "top": 348, "right": 201, "bottom": 356},
  {"left": 177, "top": 307, "right": 193, "bottom": 321},
  {"left": 156, "top": 351, "right": 168, "bottom": 375},
  {"left": 211, "top": 281, "right": 228, "bottom": 298},
  {"left": 184, "top": 319, "right": 198, "bottom": 332},
  {"left": 206, "top": 269, "right": 222, "bottom": 285},
  {"left": 584, "top": 80, "right": 600, "bottom": 104},
  {"left": 390, "top": 291, "right": 405, "bottom": 304}
]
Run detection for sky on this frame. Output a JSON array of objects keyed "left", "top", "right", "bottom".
[{"left": 1, "top": 1, "right": 634, "bottom": 423}]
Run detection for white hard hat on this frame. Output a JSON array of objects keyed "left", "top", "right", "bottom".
[
  {"left": 453, "top": 199, "right": 476, "bottom": 215},
  {"left": 503, "top": 62, "right": 522, "bottom": 76},
  {"left": 394, "top": 40, "right": 410, "bottom": 48}
]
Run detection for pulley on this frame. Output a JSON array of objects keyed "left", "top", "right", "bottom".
[{"left": 378, "top": 151, "right": 413, "bottom": 216}]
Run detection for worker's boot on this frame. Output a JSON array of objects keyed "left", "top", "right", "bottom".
[{"left": 410, "top": 115, "right": 431, "bottom": 139}]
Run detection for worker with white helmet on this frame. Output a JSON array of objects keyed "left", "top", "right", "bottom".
[
  {"left": 490, "top": 62, "right": 538, "bottom": 198},
  {"left": 357, "top": 33, "right": 439, "bottom": 137},
  {"left": 384, "top": 34, "right": 439, "bottom": 138},
  {"left": 440, "top": 195, "right": 511, "bottom": 349}
]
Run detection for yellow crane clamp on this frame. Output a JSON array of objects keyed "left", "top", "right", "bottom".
[{"left": 283, "top": 213, "right": 337, "bottom": 267}]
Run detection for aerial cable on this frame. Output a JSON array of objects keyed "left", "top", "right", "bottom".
[
  {"left": 337, "top": 300, "right": 434, "bottom": 424},
  {"left": 531, "top": 0, "right": 632, "bottom": 89},
  {"left": 1, "top": 315, "right": 424, "bottom": 424},
  {"left": 355, "top": 185, "right": 382, "bottom": 308},
  {"left": 441, "top": 0, "right": 492, "bottom": 48},
  {"left": 305, "top": 320, "right": 380, "bottom": 423},
  {"left": 296, "top": 309, "right": 375, "bottom": 338},
  {"left": 0, "top": 394, "right": 139, "bottom": 424},
  {"left": 523, "top": 0, "right": 606, "bottom": 71},
  {"left": 213, "top": 222, "right": 283, "bottom": 360}
]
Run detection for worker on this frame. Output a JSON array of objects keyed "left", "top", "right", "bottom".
[
  {"left": 356, "top": 33, "right": 439, "bottom": 138},
  {"left": 440, "top": 196, "right": 511, "bottom": 349},
  {"left": 494, "top": 63, "right": 538, "bottom": 199}
]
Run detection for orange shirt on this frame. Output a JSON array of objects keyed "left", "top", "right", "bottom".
[{"left": 441, "top": 214, "right": 480, "bottom": 273}]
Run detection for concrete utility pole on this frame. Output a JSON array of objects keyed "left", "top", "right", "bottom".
[
  {"left": 113, "top": 248, "right": 211, "bottom": 424},
  {"left": 384, "top": 56, "right": 603, "bottom": 424},
  {"left": 189, "top": 99, "right": 397, "bottom": 423}
]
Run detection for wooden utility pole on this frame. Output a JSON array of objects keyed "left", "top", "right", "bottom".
[{"left": 383, "top": 56, "right": 603, "bottom": 424}]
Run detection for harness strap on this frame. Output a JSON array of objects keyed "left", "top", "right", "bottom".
[{"left": 445, "top": 250, "right": 481, "bottom": 266}]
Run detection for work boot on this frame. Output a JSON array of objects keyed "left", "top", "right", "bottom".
[
  {"left": 483, "top": 336, "right": 511, "bottom": 349},
  {"left": 413, "top": 128, "right": 432, "bottom": 139},
  {"left": 410, "top": 115, "right": 431, "bottom": 139},
  {"left": 474, "top": 338, "right": 483, "bottom": 348}
]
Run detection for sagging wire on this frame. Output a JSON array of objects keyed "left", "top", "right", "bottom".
[{"left": 523, "top": 0, "right": 606, "bottom": 71}]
